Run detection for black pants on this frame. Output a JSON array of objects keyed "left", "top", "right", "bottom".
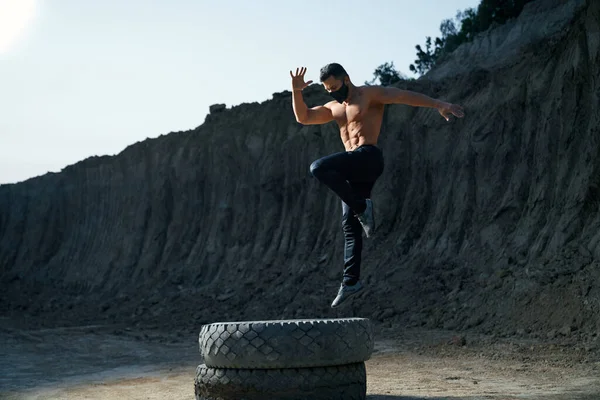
[{"left": 309, "top": 144, "right": 384, "bottom": 285}]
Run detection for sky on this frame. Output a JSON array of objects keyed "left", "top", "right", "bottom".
[{"left": 0, "top": 0, "right": 481, "bottom": 185}]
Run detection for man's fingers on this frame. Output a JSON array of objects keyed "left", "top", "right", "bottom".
[
  {"left": 290, "top": 66, "right": 310, "bottom": 81},
  {"left": 306, "top": 80, "right": 313, "bottom": 85}
]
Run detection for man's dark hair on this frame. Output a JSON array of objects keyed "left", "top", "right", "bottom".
[{"left": 319, "top": 63, "right": 348, "bottom": 82}]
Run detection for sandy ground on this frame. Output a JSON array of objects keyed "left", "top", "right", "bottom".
[{"left": 1, "top": 318, "right": 599, "bottom": 400}]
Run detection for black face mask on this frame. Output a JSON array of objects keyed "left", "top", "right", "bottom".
[{"left": 329, "top": 81, "right": 349, "bottom": 103}]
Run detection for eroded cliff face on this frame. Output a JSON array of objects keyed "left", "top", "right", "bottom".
[{"left": 1, "top": 0, "right": 599, "bottom": 339}]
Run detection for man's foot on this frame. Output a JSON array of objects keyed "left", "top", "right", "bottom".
[
  {"left": 356, "top": 199, "right": 375, "bottom": 238},
  {"left": 331, "top": 281, "right": 364, "bottom": 308}
]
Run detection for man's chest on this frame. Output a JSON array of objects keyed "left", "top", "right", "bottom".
[{"left": 331, "top": 99, "right": 371, "bottom": 122}]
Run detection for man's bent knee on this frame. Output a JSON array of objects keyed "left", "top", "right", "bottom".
[{"left": 309, "top": 159, "right": 324, "bottom": 178}]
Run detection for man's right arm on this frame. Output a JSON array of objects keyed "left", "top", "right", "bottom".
[{"left": 292, "top": 89, "right": 334, "bottom": 125}]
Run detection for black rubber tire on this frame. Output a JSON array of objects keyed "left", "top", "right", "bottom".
[
  {"left": 194, "top": 362, "right": 367, "bottom": 400},
  {"left": 198, "top": 318, "right": 373, "bottom": 369}
]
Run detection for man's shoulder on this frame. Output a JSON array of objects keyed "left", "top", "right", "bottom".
[
  {"left": 361, "top": 84, "right": 386, "bottom": 94},
  {"left": 322, "top": 100, "right": 338, "bottom": 109},
  {"left": 360, "top": 85, "right": 391, "bottom": 105}
]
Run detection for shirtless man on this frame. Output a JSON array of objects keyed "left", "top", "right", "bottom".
[{"left": 290, "top": 63, "right": 465, "bottom": 308}]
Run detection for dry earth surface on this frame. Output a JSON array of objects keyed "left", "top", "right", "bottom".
[{"left": 1, "top": 319, "right": 599, "bottom": 400}]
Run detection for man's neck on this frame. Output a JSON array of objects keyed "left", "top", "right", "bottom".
[{"left": 344, "top": 85, "right": 359, "bottom": 104}]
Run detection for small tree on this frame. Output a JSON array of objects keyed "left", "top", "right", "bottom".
[
  {"left": 409, "top": 36, "right": 444, "bottom": 76},
  {"left": 365, "top": 61, "right": 407, "bottom": 86}
]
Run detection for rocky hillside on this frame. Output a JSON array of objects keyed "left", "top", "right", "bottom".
[{"left": 1, "top": 0, "right": 599, "bottom": 340}]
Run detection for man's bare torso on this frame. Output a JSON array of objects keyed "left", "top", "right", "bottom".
[{"left": 325, "top": 86, "right": 385, "bottom": 151}]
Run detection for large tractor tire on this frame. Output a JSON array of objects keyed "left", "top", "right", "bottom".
[
  {"left": 194, "top": 362, "right": 367, "bottom": 400},
  {"left": 199, "top": 318, "right": 373, "bottom": 369}
]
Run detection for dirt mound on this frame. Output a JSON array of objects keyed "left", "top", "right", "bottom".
[{"left": 1, "top": 0, "right": 599, "bottom": 342}]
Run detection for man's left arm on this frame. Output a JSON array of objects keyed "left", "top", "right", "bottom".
[{"left": 370, "top": 86, "right": 465, "bottom": 121}]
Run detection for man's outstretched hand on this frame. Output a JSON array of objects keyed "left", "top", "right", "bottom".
[
  {"left": 438, "top": 102, "right": 465, "bottom": 121},
  {"left": 290, "top": 67, "right": 313, "bottom": 92}
]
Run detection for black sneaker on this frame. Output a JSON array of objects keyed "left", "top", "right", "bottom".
[
  {"left": 331, "top": 281, "right": 364, "bottom": 308},
  {"left": 356, "top": 199, "right": 375, "bottom": 237}
]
